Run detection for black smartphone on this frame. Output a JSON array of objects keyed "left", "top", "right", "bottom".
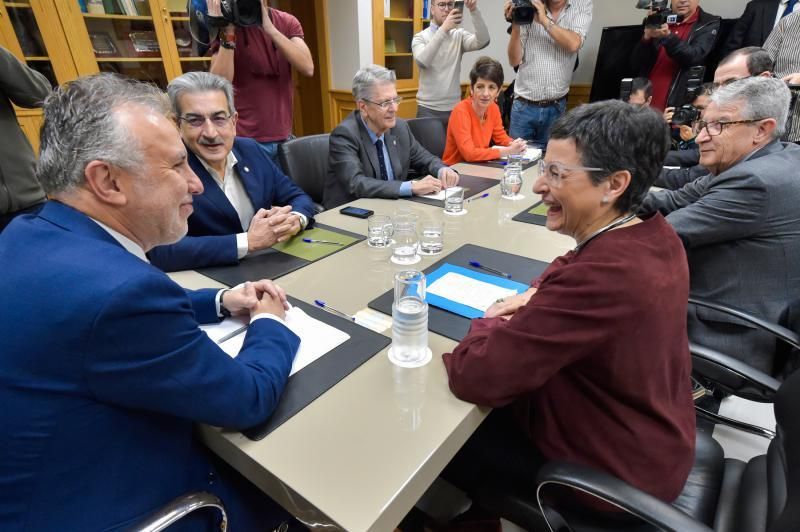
[
  {"left": 453, "top": 0, "right": 464, "bottom": 12},
  {"left": 339, "top": 206, "right": 374, "bottom": 219}
]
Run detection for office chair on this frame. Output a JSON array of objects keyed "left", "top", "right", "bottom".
[
  {"left": 407, "top": 117, "right": 447, "bottom": 159},
  {"left": 134, "top": 491, "right": 227, "bottom": 531},
  {"left": 278, "top": 134, "right": 329, "bottom": 213},
  {"left": 470, "top": 368, "right": 800, "bottom": 532}
]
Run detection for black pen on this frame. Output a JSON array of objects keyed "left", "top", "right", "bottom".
[{"left": 468, "top": 260, "right": 512, "bottom": 279}]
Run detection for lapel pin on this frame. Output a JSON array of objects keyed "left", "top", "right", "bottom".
[{"left": 244, "top": 166, "right": 250, "bottom": 172}]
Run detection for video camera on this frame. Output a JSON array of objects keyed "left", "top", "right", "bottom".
[
  {"left": 636, "top": 0, "right": 684, "bottom": 28},
  {"left": 506, "top": 0, "right": 535, "bottom": 25},
  {"left": 671, "top": 66, "right": 705, "bottom": 127},
  {"left": 620, "top": 78, "right": 634, "bottom": 102},
  {"left": 189, "top": 0, "right": 262, "bottom": 30}
]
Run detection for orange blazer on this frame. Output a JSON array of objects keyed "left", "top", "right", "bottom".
[{"left": 442, "top": 98, "right": 514, "bottom": 165}]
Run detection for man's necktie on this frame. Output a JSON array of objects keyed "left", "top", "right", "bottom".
[
  {"left": 782, "top": 0, "right": 798, "bottom": 18},
  {"left": 375, "top": 139, "right": 389, "bottom": 181}
]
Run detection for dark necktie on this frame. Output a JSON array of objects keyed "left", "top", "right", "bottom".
[
  {"left": 783, "top": 0, "right": 798, "bottom": 18},
  {"left": 375, "top": 138, "right": 389, "bottom": 181}
]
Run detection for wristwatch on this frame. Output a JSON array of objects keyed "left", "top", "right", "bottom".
[
  {"left": 219, "top": 289, "right": 232, "bottom": 318},
  {"left": 220, "top": 32, "right": 236, "bottom": 50}
]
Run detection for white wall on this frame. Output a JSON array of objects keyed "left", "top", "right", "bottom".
[{"left": 328, "top": 0, "right": 374, "bottom": 89}]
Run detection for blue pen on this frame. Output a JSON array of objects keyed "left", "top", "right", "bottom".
[
  {"left": 314, "top": 299, "right": 356, "bottom": 321},
  {"left": 303, "top": 238, "right": 345, "bottom": 246},
  {"left": 468, "top": 260, "right": 512, "bottom": 279},
  {"left": 467, "top": 193, "right": 490, "bottom": 203}
]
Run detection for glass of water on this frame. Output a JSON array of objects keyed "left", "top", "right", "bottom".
[
  {"left": 389, "top": 270, "right": 431, "bottom": 368},
  {"left": 443, "top": 186, "right": 466, "bottom": 216},
  {"left": 501, "top": 154, "right": 525, "bottom": 200},
  {"left": 367, "top": 214, "right": 394, "bottom": 248},
  {"left": 391, "top": 216, "right": 420, "bottom": 265},
  {"left": 418, "top": 219, "right": 444, "bottom": 255}
]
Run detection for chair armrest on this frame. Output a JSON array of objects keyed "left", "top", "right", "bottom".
[
  {"left": 536, "top": 462, "right": 712, "bottom": 532},
  {"left": 691, "top": 342, "right": 781, "bottom": 402},
  {"left": 688, "top": 297, "right": 800, "bottom": 351},
  {"left": 134, "top": 491, "right": 227, "bottom": 532}
]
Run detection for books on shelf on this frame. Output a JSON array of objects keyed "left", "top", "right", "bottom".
[{"left": 85, "top": 0, "right": 104, "bottom": 14}]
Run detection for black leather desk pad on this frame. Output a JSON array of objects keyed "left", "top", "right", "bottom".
[
  {"left": 406, "top": 173, "right": 499, "bottom": 207},
  {"left": 512, "top": 201, "right": 548, "bottom": 226},
  {"left": 243, "top": 297, "right": 391, "bottom": 440},
  {"left": 367, "top": 244, "right": 549, "bottom": 342},
  {"left": 196, "top": 224, "right": 365, "bottom": 287}
]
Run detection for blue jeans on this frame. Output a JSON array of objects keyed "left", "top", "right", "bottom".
[
  {"left": 257, "top": 137, "right": 294, "bottom": 173},
  {"left": 508, "top": 97, "right": 567, "bottom": 150}
]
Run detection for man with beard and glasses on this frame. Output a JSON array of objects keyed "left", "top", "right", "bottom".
[{"left": 148, "top": 72, "right": 316, "bottom": 272}]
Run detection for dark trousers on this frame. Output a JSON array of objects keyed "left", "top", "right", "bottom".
[{"left": 0, "top": 201, "right": 45, "bottom": 233}]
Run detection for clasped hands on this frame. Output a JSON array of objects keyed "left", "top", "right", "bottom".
[
  {"left": 500, "top": 137, "right": 528, "bottom": 158},
  {"left": 221, "top": 280, "right": 290, "bottom": 319},
  {"left": 247, "top": 205, "right": 302, "bottom": 252}
]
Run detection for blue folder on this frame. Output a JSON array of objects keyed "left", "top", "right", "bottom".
[{"left": 426, "top": 263, "right": 529, "bottom": 319}]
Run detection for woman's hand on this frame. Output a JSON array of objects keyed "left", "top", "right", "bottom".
[{"left": 484, "top": 287, "right": 537, "bottom": 319}]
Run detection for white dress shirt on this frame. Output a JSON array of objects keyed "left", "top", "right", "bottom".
[{"left": 775, "top": 0, "right": 800, "bottom": 28}]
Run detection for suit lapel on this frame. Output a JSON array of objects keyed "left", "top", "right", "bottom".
[
  {"left": 763, "top": 2, "right": 780, "bottom": 40},
  {"left": 187, "top": 148, "right": 241, "bottom": 224},
  {"left": 384, "top": 129, "right": 404, "bottom": 179},
  {"left": 231, "top": 142, "right": 265, "bottom": 210},
  {"left": 38, "top": 201, "right": 127, "bottom": 250},
  {"left": 355, "top": 112, "right": 383, "bottom": 179}
]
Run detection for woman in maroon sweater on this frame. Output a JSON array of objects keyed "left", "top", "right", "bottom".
[{"left": 443, "top": 100, "right": 696, "bottom": 513}]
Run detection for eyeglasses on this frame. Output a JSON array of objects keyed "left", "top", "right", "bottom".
[
  {"left": 177, "top": 113, "right": 233, "bottom": 129},
  {"left": 538, "top": 159, "right": 606, "bottom": 187},
  {"left": 435, "top": 2, "right": 455, "bottom": 9},
  {"left": 692, "top": 118, "right": 766, "bottom": 137},
  {"left": 362, "top": 96, "right": 403, "bottom": 110}
]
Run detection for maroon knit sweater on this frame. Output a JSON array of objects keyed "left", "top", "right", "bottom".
[{"left": 443, "top": 213, "right": 696, "bottom": 505}]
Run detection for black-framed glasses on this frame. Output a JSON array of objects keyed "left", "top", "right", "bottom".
[
  {"left": 435, "top": 2, "right": 455, "bottom": 9},
  {"left": 692, "top": 118, "right": 766, "bottom": 137},
  {"left": 362, "top": 96, "right": 403, "bottom": 110},
  {"left": 177, "top": 113, "right": 233, "bottom": 129},
  {"left": 538, "top": 159, "right": 607, "bottom": 187}
]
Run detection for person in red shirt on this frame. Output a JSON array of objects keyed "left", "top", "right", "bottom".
[
  {"left": 631, "top": 0, "right": 720, "bottom": 111},
  {"left": 442, "top": 100, "right": 696, "bottom": 516},
  {"left": 207, "top": 0, "right": 314, "bottom": 168},
  {"left": 441, "top": 56, "right": 527, "bottom": 165}
]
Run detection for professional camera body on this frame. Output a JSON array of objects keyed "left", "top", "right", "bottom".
[
  {"left": 671, "top": 66, "right": 705, "bottom": 127},
  {"left": 636, "top": 0, "right": 684, "bottom": 28},
  {"left": 508, "top": 0, "right": 535, "bottom": 25},
  {"left": 197, "top": 0, "right": 262, "bottom": 29}
]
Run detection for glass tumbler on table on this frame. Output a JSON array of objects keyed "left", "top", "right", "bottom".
[
  {"left": 389, "top": 270, "right": 431, "bottom": 368},
  {"left": 501, "top": 154, "right": 524, "bottom": 200},
  {"left": 367, "top": 214, "right": 394, "bottom": 248},
  {"left": 391, "top": 215, "right": 420, "bottom": 265},
  {"left": 418, "top": 219, "right": 444, "bottom": 255},
  {"left": 443, "top": 186, "right": 466, "bottom": 215}
]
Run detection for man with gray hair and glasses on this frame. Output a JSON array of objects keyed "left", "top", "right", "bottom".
[
  {"left": 640, "top": 76, "right": 800, "bottom": 373},
  {"left": 324, "top": 64, "right": 459, "bottom": 209},
  {"left": 148, "top": 71, "right": 316, "bottom": 272},
  {"left": 0, "top": 73, "right": 301, "bottom": 530}
]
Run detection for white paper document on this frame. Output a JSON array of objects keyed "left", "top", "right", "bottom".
[
  {"left": 522, "top": 147, "right": 542, "bottom": 161},
  {"left": 427, "top": 272, "right": 519, "bottom": 312},
  {"left": 423, "top": 189, "right": 448, "bottom": 200},
  {"left": 200, "top": 307, "right": 350, "bottom": 376}
]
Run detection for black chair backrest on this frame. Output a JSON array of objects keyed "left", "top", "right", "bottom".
[
  {"left": 769, "top": 369, "right": 800, "bottom": 531},
  {"left": 278, "top": 134, "right": 329, "bottom": 211},
  {"left": 407, "top": 117, "right": 446, "bottom": 159}
]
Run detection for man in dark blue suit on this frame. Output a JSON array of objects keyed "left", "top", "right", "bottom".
[
  {"left": 148, "top": 71, "right": 317, "bottom": 272},
  {"left": 0, "top": 74, "right": 301, "bottom": 530}
]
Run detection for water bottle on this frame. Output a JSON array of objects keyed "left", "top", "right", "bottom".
[{"left": 389, "top": 270, "right": 432, "bottom": 367}]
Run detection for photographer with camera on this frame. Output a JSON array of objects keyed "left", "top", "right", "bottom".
[
  {"left": 207, "top": 0, "right": 313, "bottom": 168},
  {"left": 764, "top": 12, "right": 800, "bottom": 142},
  {"left": 412, "top": 0, "right": 490, "bottom": 129},
  {"left": 503, "top": 0, "right": 593, "bottom": 149},
  {"left": 631, "top": 0, "right": 720, "bottom": 112}
]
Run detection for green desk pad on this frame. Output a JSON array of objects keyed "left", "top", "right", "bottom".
[
  {"left": 273, "top": 226, "right": 361, "bottom": 261},
  {"left": 196, "top": 223, "right": 365, "bottom": 287},
  {"left": 512, "top": 201, "right": 548, "bottom": 226}
]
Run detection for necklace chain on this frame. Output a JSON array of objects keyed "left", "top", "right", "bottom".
[{"left": 574, "top": 213, "right": 637, "bottom": 251}]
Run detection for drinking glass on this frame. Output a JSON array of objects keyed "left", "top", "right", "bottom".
[
  {"left": 389, "top": 270, "right": 431, "bottom": 368},
  {"left": 501, "top": 154, "right": 524, "bottom": 200},
  {"left": 367, "top": 214, "right": 394, "bottom": 248},
  {"left": 418, "top": 219, "right": 444, "bottom": 256},
  {"left": 444, "top": 186, "right": 466, "bottom": 216},
  {"left": 391, "top": 216, "right": 420, "bottom": 265}
]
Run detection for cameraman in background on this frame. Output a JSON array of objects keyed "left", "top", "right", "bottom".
[
  {"left": 631, "top": 0, "right": 720, "bottom": 112},
  {"left": 503, "top": 0, "right": 593, "bottom": 149},
  {"left": 663, "top": 80, "right": 712, "bottom": 167},
  {"left": 207, "top": 0, "right": 314, "bottom": 168}
]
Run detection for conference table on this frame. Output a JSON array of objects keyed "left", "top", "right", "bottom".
[{"left": 169, "top": 162, "right": 574, "bottom": 531}]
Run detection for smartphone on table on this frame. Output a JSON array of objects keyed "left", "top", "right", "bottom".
[{"left": 339, "top": 206, "right": 374, "bottom": 219}]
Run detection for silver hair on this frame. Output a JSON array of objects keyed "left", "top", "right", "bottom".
[
  {"left": 167, "top": 71, "right": 236, "bottom": 116},
  {"left": 351, "top": 64, "right": 396, "bottom": 101},
  {"left": 36, "top": 73, "right": 170, "bottom": 195},
  {"left": 710, "top": 76, "right": 790, "bottom": 139}
]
